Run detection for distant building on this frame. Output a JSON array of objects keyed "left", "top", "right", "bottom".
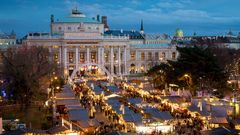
[
  {"left": 172, "top": 29, "right": 240, "bottom": 49},
  {"left": 0, "top": 30, "right": 16, "bottom": 45},
  {"left": 0, "top": 31, "right": 18, "bottom": 75},
  {"left": 174, "top": 28, "right": 184, "bottom": 38},
  {"left": 23, "top": 8, "right": 178, "bottom": 78}
]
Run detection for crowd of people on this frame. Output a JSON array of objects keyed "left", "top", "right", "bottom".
[
  {"left": 73, "top": 81, "right": 128, "bottom": 134},
  {"left": 121, "top": 82, "right": 205, "bottom": 134},
  {"left": 59, "top": 79, "right": 206, "bottom": 134}
]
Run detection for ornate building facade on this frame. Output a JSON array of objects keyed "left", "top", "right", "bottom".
[{"left": 23, "top": 9, "right": 178, "bottom": 79}]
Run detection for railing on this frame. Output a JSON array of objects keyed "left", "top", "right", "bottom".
[
  {"left": 27, "top": 35, "right": 129, "bottom": 40},
  {"left": 27, "top": 35, "right": 63, "bottom": 40}
]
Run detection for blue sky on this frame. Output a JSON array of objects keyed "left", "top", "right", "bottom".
[{"left": 0, "top": 0, "right": 240, "bottom": 37}]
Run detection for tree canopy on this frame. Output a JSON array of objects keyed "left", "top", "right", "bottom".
[
  {"left": 2, "top": 45, "right": 57, "bottom": 109},
  {"left": 148, "top": 46, "right": 229, "bottom": 96}
]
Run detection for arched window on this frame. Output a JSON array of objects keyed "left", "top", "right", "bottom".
[
  {"left": 130, "top": 64, "right": 136, "bottom": 74},
  {"left": 162, "top": 52, "right": 166, "bottom": 60},
  {"left": 140, "top": 64, "right": 145, "bottom": 72}
]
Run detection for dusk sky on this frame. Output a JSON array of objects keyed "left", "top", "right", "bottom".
[{"left": 0, "top": 0, "right": 240, "bottom": 37}]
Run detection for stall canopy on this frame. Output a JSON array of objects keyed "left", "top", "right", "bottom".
[
  {"left": 56, "top": 93, "right": 75, "bottom": 99},
  {"left": 68, "top": 109, "right": 89, "bottom": 121},
  {"left": 56, "top": 99, "right": 80, "bottom": 106},
  {"left": 128, "top": 98, "right": 142, "bottom": 104},
  {"left": 209, "top": 117, "right": 228, "bottom": 124},
  {"left": 161, "top": 96, "right": 185, "bottom": 104},
  {"left": 201, "top": 127, "right": 239, "bottom": 135},
  {"left": 105, "top": 95, "right": 121, "bottom": 101},
  {"left": 78, "top": 119, "right": 100, "bottom": 128},
  {"left": 66, "top": 105, "right": 83, "bottom": 110},
  {"left": 143, "top": 107, "right": 173, "bottom": 121},
  {"left": 123, "top": 113, "right": 142, "bottom": 125},
  {"left": 107, "top": 86, "right": 120, "bottom": 93},
  {"left": 93, "top": 85, "right": 104, "bottom": 95},
  {"left": 188, "top": 104, "right": 210, "bottom": 116}
]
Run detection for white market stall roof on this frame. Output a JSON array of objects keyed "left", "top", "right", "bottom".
[
  {"left": 143, "top": 107, "right": 173, "bottom": 121},
  {"left": 161, "top": 96, "right": 185, "bottom": 104},
  {"left": 209, "top": 117, "right": 228, "bottom": 124},
  {"left": 128, "top": 98, "right": 142, "bottom": 104},
  {"left": 66, "top": 105, "right": 83, "bottom": 110},
  {"left": 77, "top": 119, "right": 99, "bottom": 128},
  {"left": 68, "top": 109, "right": 89, "bottom": 121},
  {"left": 93, "top": 85, "right": 104, "bottom": 95},
  {"left": 56, "top": 99, "right": 80, "bottom": 106},
  {"left": 105, "top": 94, "right": 121, "bottom": 100},
  {"left": 188, "top": 104, "right": 210, "bottom": 116},
  {"left": 123, "top": 113, "right": 142, "bottom": 125},
  {"left": 56, "top": 93, "right": 75, "bottom": 99}
]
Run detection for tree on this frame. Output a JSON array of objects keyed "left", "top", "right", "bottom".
[
  {"left": 168, "top": 46, "right": 228, "bottom": 96},
  {"left": 147, "top": 63, "right": 177, "bottom": 89},
  {"left": 2, "top": 45, "right": 57, "bottom": 110},
  {"left": 148, "top": 46, "right": 229, "bottom": 96}
]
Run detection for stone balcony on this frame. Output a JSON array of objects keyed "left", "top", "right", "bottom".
[{"left": 27, "top": 33, "right": 129, "bottom": 40}]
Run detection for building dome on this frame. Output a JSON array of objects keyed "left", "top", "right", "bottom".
[{"left": 175, "top": 28, "right": 184, "bottom": 38}]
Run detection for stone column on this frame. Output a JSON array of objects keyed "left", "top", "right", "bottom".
[
  {"left": 124, "top": 46, "right": 127, "bottom": 75},
  {"left": 86, "top": 47, "right": 90, "bottom": 63},
  {"left": 101, "top": 47, "right": 105, "bottom": 65},
  {"left": 64, "top": 47, "right": 67, "bottom": 69},
  {"left": 63, "top": 46, "right": 68, "bottom": 77},
  {"left": 59, "top": 46, "right": 62, "bottom": 64},
  {"left": 98, "top": 47, "right": 101, "bottom": 64},
  {"left": 118, "top": 47, "right": 121, "bottom": 75},
  {"left": 110, "top": 46, "right": 114, "bottom": 75},
  {"left": 75, "top": 47, "right": 79, "bottom": 69}
]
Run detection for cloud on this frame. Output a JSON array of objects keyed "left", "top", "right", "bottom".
[{"left": 61, "top": 0, "right": 240, "bottom": 26}]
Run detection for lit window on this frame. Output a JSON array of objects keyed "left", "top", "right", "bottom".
[
  {"left": 172, "top": 52, "right": 176, "bottom": 60},
  {"left": 105, "top": 53, "right": 109, "bottom": 62},
  {"left": 162, "top": 52, "right": 166, "bottom": 60},
  {"left": 131, "top": 52, "right": 135, "bottom": 60},
  {"left": 148, "top": 52, "right": 152, "bottom": 60},
  {"left": 141, "top": 52, "right": 145, "bottom": 60},
  {"left": 68, "top": 52, "right": 74, "bottom": 63},
  {"left": 80, "top": 52, "right": 85, "bottom": 63},
  {"left": 54, "top": 53, "right": 58, "bottom": 62}
]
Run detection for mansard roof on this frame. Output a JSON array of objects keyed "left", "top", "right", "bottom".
[
  {"left": 104, "top": 30, "right": 144, "bottom": 40},
  {"left": 130, "top": 43, "right": 170, "bottom": 48},
  {"left": 144, "top": 34, "right": 171, "bottom": 40},
  {"left": 54, "top": 16, "right": 101, "bottom": 23},
  {"left": 54, "top": 9, "right": 101, "bottom": 24}
]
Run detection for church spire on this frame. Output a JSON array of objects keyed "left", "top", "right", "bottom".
[{"left": 140, "top": 19, "right": 144, "bottom": 34}]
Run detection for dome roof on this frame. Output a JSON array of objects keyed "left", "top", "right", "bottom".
[{"left": 175, "top": 28, "right": 184, "bottom": 38}]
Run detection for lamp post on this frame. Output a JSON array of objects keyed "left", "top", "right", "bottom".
[
  {"left": 199, "top": 77, "right": 202, "bottom": 97},
  {"left": 51, "top": 76, "right": 58, "bottom": 125}
]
